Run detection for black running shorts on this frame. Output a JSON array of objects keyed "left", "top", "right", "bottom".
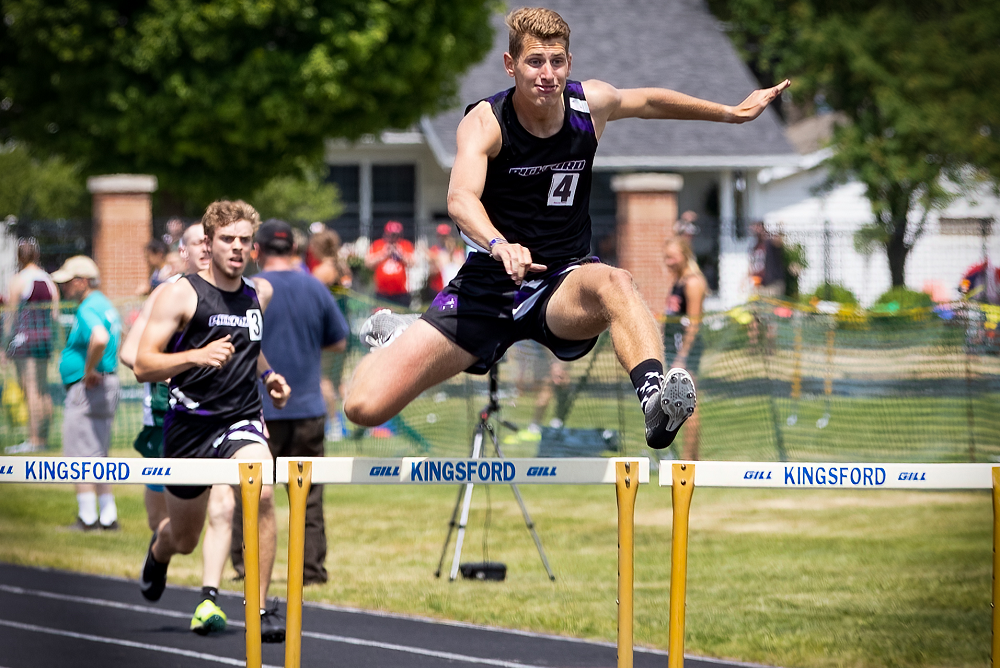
[
  {"left": 421, "top": 253, "right": 601, "bottom": 374},
  {"left": 162, "top": 411, "right": 268, "bottom": 499}
]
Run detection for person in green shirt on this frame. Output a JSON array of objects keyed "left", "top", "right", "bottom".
[{"left": 52, "top": 255, "right": 123, "bottom": 531}]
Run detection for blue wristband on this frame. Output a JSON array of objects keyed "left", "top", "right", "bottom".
[
  {"left": 260, "top": 369, "right": 274, "bottom": 383},
  {"left": 489, "top": 237, "right": 507, "bottom": 253}
]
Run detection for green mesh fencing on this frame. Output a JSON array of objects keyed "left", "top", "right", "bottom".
[
  {"left": 694, "top": 298, "right": 1000, "bottom": 463},
  {"left": 2, "top": 292, "right": 997, "bottom": 463}
]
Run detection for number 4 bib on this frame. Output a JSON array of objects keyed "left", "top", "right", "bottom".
[{"left": 547, "top": 173, "right": 580, "bottom": 207}]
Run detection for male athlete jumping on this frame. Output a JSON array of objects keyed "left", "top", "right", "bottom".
[
  {"left": 345, "top": 7, "right": 788, "bottom": 450},
  {"left": 134, "top": 200, "right": 291, "bottom": 642}
]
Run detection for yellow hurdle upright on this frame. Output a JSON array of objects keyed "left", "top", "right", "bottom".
[
  {"left": 668, "top": 462, "right": 695, "bottom": 668},
  {"left": 239, "top": 462, "right": 263, "bottom": 668},
  {"left": 285, "top": 460, "right": 313, "bottom": 668},
  {"left": 615, "top": 460, "right": 639, "bottom": 668}
]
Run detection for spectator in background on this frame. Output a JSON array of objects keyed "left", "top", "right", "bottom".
[
  {"left": 674, "top": 210, "right": 699, "bottom": 245},
  {"left": 163, "top": 217, "right": 185, "bottom": 251},
  {"left": 139, "top": 238, "right": 173, "bottom": 295},
  {"left": 664, "top": 238, "right": 706, "bottom": 460},
  {"left": 366, "top": 220, "right": 413, "bottom": 307},
  {"left": 52, "top": 255, "right": 122, "bottom": 530},
  {"left": 310, "top": 230, "right": 352, "bottom": 289},
  {"left": 291, "top": 228, "right": 309, "bottom": 271},
  {"left": 424, "top": 223, "right": 466, "bottom": 302},
  {"left": 230, "top": 219, "right": 349, "bottom": 585},
  {"left": 4, "top": 238, "right": 59, "bottom": 454},
  {"left": 309, "top": 229, "right": 353, "bottom": 440},
  {"left": 748, "top": 220, "right": 785, "bottom": 298}
]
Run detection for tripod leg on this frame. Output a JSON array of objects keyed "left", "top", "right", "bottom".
[
  {"left": 448, "top": 425, "right": 484, "bottom": 581},
  {"left": 509, "top": 484, "right": 555, "bottom": 581},
  {"left": 493, "top": 440, "right": 556, "bottom": 581},
  {"left": 434, "top": 485, "right": 465, "bottom": 578}
]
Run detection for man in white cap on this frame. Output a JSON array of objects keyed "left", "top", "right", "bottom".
[{"left": 52, "top": 255, "right": 123, "bottom": 530}]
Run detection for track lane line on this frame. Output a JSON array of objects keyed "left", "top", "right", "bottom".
[
  {"left": 0, "top": 584, "right": 545, "bottom": 666},
  {"left": 0, "top": 618, "right": 280, "bottom": 668}
]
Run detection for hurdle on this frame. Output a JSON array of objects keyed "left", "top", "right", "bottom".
[
  {"left": 0, "top": 456, "right": 274, "bottom": 668},
  {"left": 660, "top": 461, "right": 997, "bottom": 668},
  {"left": 277, "top": 456, "right": 649, "bottom": 668}
]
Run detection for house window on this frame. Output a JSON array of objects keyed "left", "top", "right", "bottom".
[
  {"left": 326, "top": 166, "right": 361, "bottom": 242},
  {"left": 939, "top": 217, "right": 993, "bottom": 236},
  {"left": 373, "top": 165, "right": 416, "bottom": 241},
  {"left": 325, "top": 163, "right": 416, "bottom": 241}
]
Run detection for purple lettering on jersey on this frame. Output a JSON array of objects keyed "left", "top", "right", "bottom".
[{"left": 432, "top": 293, "right": 458, "bottom": 311}]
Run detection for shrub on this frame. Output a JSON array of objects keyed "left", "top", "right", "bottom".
[
  {"left": 872, "top": 287, "right": 933, "bottom": 312},
  {"left": 805, "top": 283, "right": 859, "bottom": 306}
]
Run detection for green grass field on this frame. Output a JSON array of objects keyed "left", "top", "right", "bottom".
[{"left": 0, "top": 456, "right": 990, "bottom": 668}]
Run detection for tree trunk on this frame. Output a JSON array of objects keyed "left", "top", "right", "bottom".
[
  {"left": 884, "top": 185, "right": 912, "bottom": 288},
  {"left": 886, "top": 230, "right": 909, "bottom": 287}
]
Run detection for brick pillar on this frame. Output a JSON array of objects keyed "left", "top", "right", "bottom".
[
  {"left": 611, "top": 173, "right": 683, "bottom": 319},
  {"left": 86, "top": 174, "right": 158, "bottom": 299}
]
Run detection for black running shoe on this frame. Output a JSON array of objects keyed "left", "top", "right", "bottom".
[
  {"left": 644, "top": 368, "right": 697, "bottom": 450},
  {"left": 260, "top": 599, "right": 286, "bottom": 643},
  {"left": 140, "top": 533, "right": 168, "bottom": 602}
]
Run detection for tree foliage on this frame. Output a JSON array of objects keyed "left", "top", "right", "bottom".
[
  {"left": 711, "top": 0, "right": 1000, "bottom": 286},
  {"left": 0, "top": 142, "right": 88, "bottom": 221},
  {"left": 252, "top": 162, "right": 342, "bottom": 224},
  {"left": 0, "top": 0, "right": 496, "bottom": 209}
]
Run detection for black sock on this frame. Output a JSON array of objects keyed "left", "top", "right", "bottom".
[
  {"left": 201, "top": 586, "right": 218, "bottom": 603},
  {"left": 629, "top": 359, "right": 664, "bottom": 411}
]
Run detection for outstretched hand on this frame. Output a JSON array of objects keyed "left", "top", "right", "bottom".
[{"left": 729, "top": 79, "right": 791, "bottom": 124}]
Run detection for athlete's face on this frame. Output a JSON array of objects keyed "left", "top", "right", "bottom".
[
  {"left": 210, "top": 220, "right": 254, "bottom": 279},
  {"left": 505, "top": 38, "right": 571, "bottom": 108},
  {"left": 179, "top": 224, "right": 211, "bottom": 273}
]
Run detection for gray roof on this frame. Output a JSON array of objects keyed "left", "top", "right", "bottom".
[{"left": 423, "top": 0, "right": 798, "bottom": 170}]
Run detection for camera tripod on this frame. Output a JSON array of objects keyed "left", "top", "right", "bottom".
[{"left": 434, "top": 364, "right": 556, "bottom": 581}]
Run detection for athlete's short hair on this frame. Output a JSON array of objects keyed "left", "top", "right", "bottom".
[
  {"left": 178, "top": 223, "right": 204, "bottom": 250},
  {"left": 506, "top": 7, "right": 570, "bottom": 62},
  {"left": 201, "top": 200, "right": 261, "bottom": 239}
]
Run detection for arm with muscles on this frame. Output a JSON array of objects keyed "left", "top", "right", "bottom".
[
  {"left": 583, "top": 79, "right": 790, "bottom": 137},
  {"left": 447, "top": 103, "right": 547, "bottom": 285},
  {"left": 674, "top": 275, "right": 707, "bottom": 369},
  {"left": 133, "top": 280, "right": 234, "bottom": 382},
  {"left": 120, "top": 282, "right": 168, "bottom": 370},
  {"left": 251, "top": 276, "right": 291, "bottom": 409}
]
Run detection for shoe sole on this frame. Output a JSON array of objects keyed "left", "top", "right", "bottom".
[{"left": 660, "top": 368, "right": 697, "bottom": 432}]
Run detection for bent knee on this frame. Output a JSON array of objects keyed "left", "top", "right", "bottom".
[
  {"left": 208, "top": 491, "right": 235, "bottom": 522},
  {"left": 173, "top": 532, "right": 201, "bottom": 555},
  {"left": 607, "top": 267, "right": 635, "bottom": 291}
]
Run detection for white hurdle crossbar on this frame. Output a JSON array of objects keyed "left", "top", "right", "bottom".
[
  {"left": 0, "top": 456, "right": 273, "bottom": 668},
  {"left": 659, "top": 461, "right": 997, "bottom": 668},
  {"left": 277, "top": 457, "right": 648, "bottom": 668}
]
